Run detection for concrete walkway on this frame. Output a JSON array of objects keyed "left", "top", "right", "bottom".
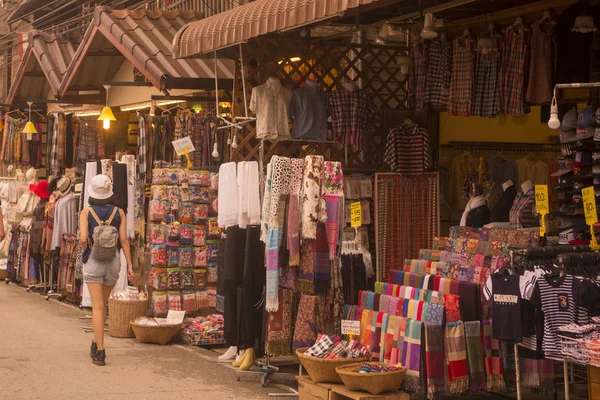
[{"left": 0, "top": 283, "right": 282, "bottom": 400}]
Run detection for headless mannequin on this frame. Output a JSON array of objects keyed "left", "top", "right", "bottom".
[
  {"left": 521, "top": 180, "right": 533, "bottom": 194},
  {"left": 305, "top": 78, "right": 318, "bottom": 89},
  {"left": 502, "top": 180, "right": 514, "bottom": 192},
  {"left": 486, "top": 180, "right": 516, "bottom": 227},
  {"left": 342, "top": 81, "right": 357, "bottom": 92},
  {"left": 461, "top": 183, "right": 490, "bottom": 227}
]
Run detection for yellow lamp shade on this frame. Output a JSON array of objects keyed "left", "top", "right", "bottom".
[
  {"left": 98, "top": 106, "right": 116, "bottom": 130},
  {"left": 22, "top": 121, "right": 37, "bottom": 134}
]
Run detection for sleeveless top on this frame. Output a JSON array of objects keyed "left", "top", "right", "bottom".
[{"left": 82, "top": 205, "right": 121, "bottom": 263}]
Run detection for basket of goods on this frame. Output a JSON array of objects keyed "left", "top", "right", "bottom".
[
  {"left": 336, "top": 362, "right": 407, "bottom": 395},
  {"left": 107, "top": 289, "right": 148, "bottom": 338},
  {"left": 295, "top": 334, "right": 370, "bottom": 383},
  {"left": 130, "top": 317, "right": 182, "bottom": 345},
  {"left": 180, "top": 314, "right": 225, "bottom": 346}
]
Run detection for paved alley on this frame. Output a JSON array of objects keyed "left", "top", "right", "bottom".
[{"left": 0, "top": 284, "right": 281, "bottom": 400}]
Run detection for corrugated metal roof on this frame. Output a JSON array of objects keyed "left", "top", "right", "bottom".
[
  {"left": 59, "top": 6, "right": 235, "bottom": 97},
  {"left": 7, "top": 30, "right": 76, "bottom": 104},
  {"left": 172, "top": 0, "right": 380, "bottom": 58}
]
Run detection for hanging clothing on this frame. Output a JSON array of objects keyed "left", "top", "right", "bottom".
[
  {"left": 526, "top": 21, "right": 556, "bottom": 104},
  {"left": 448, "top": 37, "right": 475, "bottom": 116},
  {"left": 509, "top": 189, "right": 537, "bottom": 229},
  {"left": 409, "top": 41, "right": 427, "bottom": 111},
  {"left": 499, "top": 25, "right": 530, "bottom": 116},
  {"left": 492, "top": 185, "right": 517, "bottom": 223},
  {"left": 486, "top": 158, "right": 518, "bottom": 194},
  {"left": 472, "top": 35, "right": 501, "bottom": 117},
  {"left": 30, "top": 198, "right": 48, "bottom": 255},
  {"left": 51, "top": 193, "right": 78, "bottom": 250},
  {"left": 289, "top": 84, "right": 328, "bottom": 140},
  {"left": 249, "top": 80, "right": 292, "bottom": 141},
  {"left": 328, "top": 86, "right": 377, "bottom": 151},
  {"left": 448, "top": 154, "right": 478, "bottom": 211},
  {"left": 384, "top": 122, "right": 431, "bottom": 174},
  {"left": 484, "top": 272, "right": 531, "bottom": 342},
  {"left": 424, "top": 37, "right": 451, "bottom": 107},
  {"left": 515, "top": 157, "right": 548, "bottom": 186}
]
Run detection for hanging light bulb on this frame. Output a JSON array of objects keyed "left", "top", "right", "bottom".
[
  {"left": 98, "top": 85, "right": 116, "bottom": 130},
  {"left": 421, "top": 13, "right": 438, "bottom": 39},
  {"left": 212, "top": 142, "right": 219, "bottom": 158},
  {"left": 548, "top": 94, "right": 561, "bottom": 130},
  {"left": 22, "top": 101, "right": 37, "bottom": 140},
  {"left": 231, "top": 134, "right": 238, "bottom": 149}
]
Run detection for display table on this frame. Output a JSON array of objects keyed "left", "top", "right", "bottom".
[{"left": 298, "top": 376, "right": 409, "bottom": 400}]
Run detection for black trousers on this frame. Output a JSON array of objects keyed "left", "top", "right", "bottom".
[
  {"left": 239, "top": 225, "right": 265, "bottom": 352},
  {"left": 222, "top": 226, "right": 246, "bottom": 346}
]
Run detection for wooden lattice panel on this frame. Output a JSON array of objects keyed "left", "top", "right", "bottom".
[{"left": 230, "top": 36, "right": 409, "bottom": 170}]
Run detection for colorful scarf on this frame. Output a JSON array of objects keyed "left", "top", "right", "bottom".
[
  {"left": 325, "top": 195, "right": 340, "bottom": 259},
  {"left": 520, "top": 357, "right": 541, "bottom": 392},
  {"left": 265, "top": 227, "right": 280, "bottom": 312},
  {"left": 402, "top": 319, "right": 423, "bottom": 393},
  {"left": 482, "top": 320, "right": 505, "bottom": 391},
  {"left": 267, "top": 289, "right": 293, "bottom": 356},
  {"left": 464, "top": 321, "right": 485, "bottom": 391},
  {"left": 287, "top": 158, "right": 303, "bottom": 266},
  {"left": 267, "top": 156, "right": 292, "bottom": 229},
  {"left": 443, "top": 293, "right": 461, "bottom": 322},
  {"left": 301, "top": 155, "right": 324, "bottom": 239},
  {"left": 501, "top": 341, "right": 516, "bottom": 392},
  {"left": 422, "top": 303, "right": 445, "bottom": 325},
  {"left": 379, "top": 294, "right": 391, "bottom": 313},
  {"left": 297, "top": 240, "right": 315, "bottom": 294},
  {"left": 260, "top": 163, "right": 273, "bottom": 241},
  {"left": 379, "top": 313, "right": 390, "bottom": 362},
  {"left": 293, "top": 294, "right": 320, "bottom": 350},
  {"left": 364, "top": 311, "right": 384, "bottom": 361},
  {"left": 360, "top": 309, "right": 372, "bottom": 344},
  {"left": 383, "top": 315, "right": 404, "bottom": 364},
  {"left": 330, "top": 258, "right": 345, "bottom": 332},
  {"left": 425, "top": 324, "right": 446, "bottom": 399},
  {"left": 314, "top": 223, "right": 330, "bottom": 287},
  {"left": 444, "top": 321, "right": 469, "bottom": 394},
  {"left": 538, "top": 359, "right": 555, "bottom": 395}
]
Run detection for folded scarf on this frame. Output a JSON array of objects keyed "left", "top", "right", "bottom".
[
  {"left": 482, "top": 320, "right": 505, "bottom": 391},
  {"left": 520, "top": 357, "right": 540, "bottom": 391},
  {"left": 444, "top": 321, "right": 469, "bottom": 394},
  {"left": 501, "top": 341, "right": 516, "bottom": 392},
  {"left": 379, "top": 313, "right": 390, "bottom": 362},
  {"left": 287, "top": 158, "right": 303, "bottom": 266},
  {"left": 360, "top": 309, "right": 372, "bottom": 344},
  {"left": 379, "top": 294, "right": 391, "bottom": 313},
  {"left": 388, "top": 296, "right": 399, "bottom": 315},
  {"left": 538, "top": 359, "right": 555, "bottom": 395},
  {"left": 265, "top": 227, "right": 280, "bottom": 312},
  {"left": 425, "top": 324, "right": 446, "bottom": 399},
  {"left": 422, "top": 303, "right": 445, "bottom": 325},
  {"left": 297, "top": 240, "right": 315, "bottom": 294},
  {"left": 458, "top": 281, "right": 480, "bottom": 321},
  {"left": 464, "top": 321, "right": 485, "bottom": 391},
  {"left": 267, "top": 289, "right": 293, "bottom": 356},
  {"left": 402, "top": 319, "right": 424, "bottom": 393},
  {"left": 374, "top": 281, "right": 384, "bottom": 294},
  {"left": 293, "top": 294, "right": 320, "bottom": 350},
  {"left": 301, "top": 155, "right": 325, "bottom": 239}
]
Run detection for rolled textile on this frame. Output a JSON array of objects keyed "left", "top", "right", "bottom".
[
  {"left": 301, "top": 155, "right": 325, "bottom": 239},
  {"left": 444, "top": 321, "right": 469, "bottom": 394},
  {"left": 425, "top": 324, "right": 446, "bottom": 399},
  {"left": 217, "top": 162, "right": 238, "bottom": 229}
]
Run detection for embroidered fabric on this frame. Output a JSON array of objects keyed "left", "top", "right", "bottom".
[
  {"left": 267, "top": 156, "right": 292, "bottom": 229},
  {"left": 301, "top": 155, "right": 324, "bottom": 239}
]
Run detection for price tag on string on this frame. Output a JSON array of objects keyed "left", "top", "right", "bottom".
[
  {"left": 535, "top": 185, "right": 549, "bottom": 236},
  {"left": 341, "top": 320, "right": 361, "bottom": 341},
  {"left": 350, "top": 202, "right": 362, "bottom": 228},
  {"left": 172, "top": 137, "right": 195, "bottom": 156},
  {"left": 582, "top": 187, "right": 600, "bottom": 250}
]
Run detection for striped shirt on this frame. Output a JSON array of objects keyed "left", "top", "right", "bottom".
[
  {"left": 384, "top": 122, "right": 432, "bottom": 174},
  {"left": 509, "top": 190, "right": 537, "bottom": 229},
  {"left": 530, "top": 275, "right": 589, "bottom": 360}
]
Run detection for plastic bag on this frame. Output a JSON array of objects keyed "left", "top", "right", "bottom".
[
  {"left": 179, "top": 202, "right": 194, "bottom": 224},
  {"left": 167, "top": 268, "right": 181, "bottom": 289},
  {"left": 194, "top": 204, "right": 208, "bottom": 223},
  {"left": 181, "top": 268, "right": 194, "bottom": 290},
  {"left": 151, "top": 245, "right": 166, "bottom": 266},
  {"left": 180, "top": 224, "right": 193, "bottom": 245},
  {"left": 182, "top": 290, "right": 197, "bottom": 312},
  {"left": 193, "top": 225, "right": 206, "bottom": 246},
  {"left": 194, "top": 269, "right": 206, "bottom": 289},
  {"left": 194, "top": 246, "right": 207, "bottom": 267},
  {"left": 168, "top": 291, "right": 182, "bottom": 311},
  {"left": 166, "top": 247, "right": 179, "bottom": 267},
  {"left": 179, "top": 247, "right": 194, "bottom": 268},
  {"left": 149, "top": 224, "right": 166, "bottom": 245},
  {"left": 152, "top": 291, "right": 168, "bottom": 316}
]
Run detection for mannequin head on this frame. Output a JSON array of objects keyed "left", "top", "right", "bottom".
[
  {"left": 521, "top": 180, "right": 534, "bottom": 194},
  {"left": 25, "top": 167, "right": 37, "bottom": 184},
  {"left": 502, "top": 180, "right": 514, "bottom": 192}
]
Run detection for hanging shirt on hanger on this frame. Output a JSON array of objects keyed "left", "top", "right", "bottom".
[
  {"left": 50, "top": 193, "right": 78, "bottom": 250},
  {"left": 516, "top": 157, "right": 548, "bottom": 186},
  {"left": 409, "top": 41, "right": 427, "bottom": 111},
  {"left": 328, "top": 86, "right": 377, "bottom": 151},
  {"left": 384, "top": 122, "right": 431, "bottom": 174},
  {"left": 526, "top": 20, "right": 556, "bottom": 104},
  {"left": 424, "top": 38, "right": 451, "bottom": 107},
  {"left": 472, "top": 34, "right": 501, "bottom": 117},
  {"left": 448, "top": 37, "right": 475, "bottom": 116},
  {"left": 509, "top": 189, "right": 537, "bottom": 229},
  {"left": 484, "top": 272, "right": 531, "bottom": 342},
  {"left": 289, "top": 84, "right": 328, "bottom": 140},
  {"left": 499, "top": 24, "right": 530, "bottom": 116},
  {"left": 249, "top": 80, "right": 292, "bottom": 141}
]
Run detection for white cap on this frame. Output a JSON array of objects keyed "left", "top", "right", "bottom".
[{"left": 87, "top": 174, "right": 113, "bottom": 200}]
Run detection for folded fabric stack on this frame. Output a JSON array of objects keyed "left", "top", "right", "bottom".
[
  {"left": 358, "top": 363, "right": 404, "bottom": 373},
  {"left": 304, "top": 334, "right": 371, "bottom": 359},
  {"left": 557, "top": 323, "right": 598, "bottom": 339}
]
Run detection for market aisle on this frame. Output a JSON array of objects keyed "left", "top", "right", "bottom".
[{"left": 0, "top": 284, "right": 273, "bottom": 400}]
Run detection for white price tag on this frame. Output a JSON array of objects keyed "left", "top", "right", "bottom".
[
  {"left": 166, "top": 310, "right": 186, "bottom": 325},
  {"left": 341, "top": 320, "right": 361, "bottom": 335},
  {"left": 172, "top": 137, "right": 195, "bottom": 156}
]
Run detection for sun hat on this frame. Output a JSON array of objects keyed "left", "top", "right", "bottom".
[
  {"left": 561, "top": 107, "right": 578, "bottom": 130},
  {"left": 57, "top": 176, "right": 72, "bottom": 195},
  {"left": 88, "top": 174, "right": 114, "bottom": 200},
  {"left": 29, "top": 180, "right": 50, "bottom": 199}
]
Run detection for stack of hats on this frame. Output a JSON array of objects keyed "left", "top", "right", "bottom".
[{"left": 553, "top": 106, "right": 600, "bottom": 245}]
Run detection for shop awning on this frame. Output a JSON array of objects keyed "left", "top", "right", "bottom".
[
  {"left": 7, "top": 30, "right": 76, "bottom": 105},
  {"left": 172, "top": 0, "right": 382, "bottom": 58},
  {"left": 59, "top": 6, "right": 235, "bottom": 97}
]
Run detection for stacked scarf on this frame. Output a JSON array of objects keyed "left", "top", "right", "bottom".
[
  {"left": 379, "top": 313, "right": 390, "bottom": 362},
  {"left": 293, "top": 294, "right": 320, "bottom": 350},
  {"left": 402, "top": 319, "right": 423, "bottom": 393},
  {"left": 443, "top": 293, "right": 461, "bottom": 323},
  {"left": 423, "top": 323, "right": 445, "bottom": 399},
  {"left": 301, "top": 155, "right": 325, "bottom": 239},
  {"left": 314, "top": 223, "right": 330, "bottom": 287},
  {"left": 422, "top": 303, "right": 445, "bottom": 325},
  {"left": 287, "top": 158, "right": 303, "bottom": 266},
  {"left": 444, "top": 321, "right": 469, "bottom": 394},
  {"left": 464, "top": 321, "right": 485, "bottom": 391},
  {"left": 267, "top": 289, "right": 293, "bottom": 356},
  {"left": 382, "top": 315, "right": 405, "bottom": 364},
  {"left": 482, "top": 320, "right": 505, "bottom": 391}
]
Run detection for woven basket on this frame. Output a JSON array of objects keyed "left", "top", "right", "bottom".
[
  {"left": 130, "top": 322, "right": 182, "bottom": 345},
  {"left": 295, "top": 347, "right": 368, "bottom": 384},
  {"left": 336, "top": 362, "right": 407, "bottom": 395},
  {"left": 108, "top": 298, "right": 148, "bottom": 338}
]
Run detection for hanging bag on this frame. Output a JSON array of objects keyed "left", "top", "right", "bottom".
[{"left": 89, "top": 207, "right": 119, "bottom": 260}]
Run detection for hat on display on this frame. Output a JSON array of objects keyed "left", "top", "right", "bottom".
[
  {"left": 562, "top": 107, "right": 578, "bottom": 130},
  {"left": 88, "top": 174, "right": 114, "bottom": 200},
  {"left": 551, "top": 160, "right": 574, "bottom": 177},
  {"left": 559, "top": 228, "right": 575, "bottom": 244},
  {"left": 29, "top": 180, "right": 50, "bottom": 199},
  {"left": 578, "top": 106, "right": 597, "bottom": 127},
  {"left": 560, "top": 129, "right": 577, "bottom": 143},
  {"left": 56, "top": 176, "right": 72, "bottom": 195},
  {"left": 576, "top": 126, "right": 595, "bottom": 140},
  {"left": 572, "top": 151, "right": 593, "bottom": 166}
]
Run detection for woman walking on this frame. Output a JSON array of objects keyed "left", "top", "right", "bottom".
[{"left": 80, "top": 174, "right": 134, "bottom": 366}]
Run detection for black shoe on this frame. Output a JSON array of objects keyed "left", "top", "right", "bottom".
[
  {"left": 92, "top": 349, "right": 106, "bottom": 366},
  {"left": 90, "top": 341, "right": 97, "bottom": 358}
]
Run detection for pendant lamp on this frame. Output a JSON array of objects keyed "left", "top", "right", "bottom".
[
  {"left": 548, "top": 92, "right": 560, "bottom": 130},
  {"left": 22, "top": 101, "right": 37, "bottom": 140},
  {"left": 98, "top": 85, "right": 116, "bottom": 130},
  {"left": 421, "top": 13, "right": 438, "bottom": 39}
]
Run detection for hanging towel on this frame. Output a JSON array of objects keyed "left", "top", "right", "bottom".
[
  {"left": 237, "top": 161, "right": 261, "bottom": 228},
  {"left": 464, "top": 320, "right": 485, "bottom": 391},
  {"left": 425, "top": 323, "right": 446, "bottom": 399},
  {"left": 444, "top": 321, "right": 469, "bottom": 394}
]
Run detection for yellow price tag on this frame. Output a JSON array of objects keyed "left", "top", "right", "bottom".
[
  {"left": 582, "top": 186, "right": 598, "bottom": 226},
  {"left": 350, "top": 202, "right": 362, "bottom": 228},
  {"left": 534, "top": 185, "right": 549, "bottom": 214}
]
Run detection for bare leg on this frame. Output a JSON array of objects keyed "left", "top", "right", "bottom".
[{"left": 87, "top": 283, "right": 105, "bottom": 350}]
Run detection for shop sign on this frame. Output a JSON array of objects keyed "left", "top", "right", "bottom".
[
  {"left": 341, "top": 320, "right": 361, "bottom": 336},
  {"left": 172, "top": 137, "right": 195, "bottom": 156},
  {"left": 350, "top": 202, "right": 362, "bottom": 228},
  {"left": 534, "top": 185, "right": 549, "bottom": 214},
  {"left": 582, "top": 186, "right": 598, "bottom": 226}
]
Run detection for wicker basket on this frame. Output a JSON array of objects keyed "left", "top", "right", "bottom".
[
  {"left": 108, "top": 298, "right": 148, "bottom": 338},
  {"left": 130, "top": 322, "right": 182, "bottom": 345},
  {"left": 336, "top": 362, "right": 407, "bottom": 395},
  {"left": 295, "top": 347, "right": 368, "bottom": 384}
]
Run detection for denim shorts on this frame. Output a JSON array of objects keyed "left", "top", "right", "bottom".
[{"left": 83, "top": 255, "right": 120, "bottom": 286}]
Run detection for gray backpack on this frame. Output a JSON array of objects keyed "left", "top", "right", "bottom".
[{"left": 89, "top": 207, "right": 119, "bottom": 260}]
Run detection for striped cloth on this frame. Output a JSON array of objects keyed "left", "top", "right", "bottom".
[
  {"left": 409, "top": 42, "right": 427, "bottom": 111},
  {"left": 499, "top": 24, "right": 530, "bottom": 116},
  {"left": 448, "top": 37, "right": 475, "bottom": 116},
  {"left": 384, "top": 122, "right": 432, "bottom": 174},
  {"left": 444, "top": 321, "right": 469, "bottom": 394},
  {"left": 402, "top": 319, "right": 424, "bottom": 393}
]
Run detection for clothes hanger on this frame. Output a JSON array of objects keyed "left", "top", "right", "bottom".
[
  {"left": 5, "top": 109, "right": 27, "bottom": 119},
  {"left": 458, "top": 28, "right": 471, "bottom": 40},
  {"left": 512, "top": 16, "right": 523, "bottom": 27}
]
